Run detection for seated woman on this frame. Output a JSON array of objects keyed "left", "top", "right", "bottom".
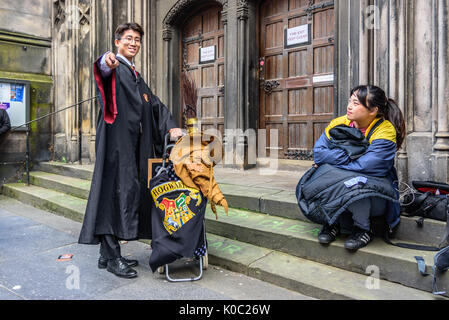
[{"left": 313, "top": 85, "right": 405, "bottom": 251}]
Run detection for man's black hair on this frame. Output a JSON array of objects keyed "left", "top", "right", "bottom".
[{"left": 114, "top": 22, "right": 144, "bottom": 40}]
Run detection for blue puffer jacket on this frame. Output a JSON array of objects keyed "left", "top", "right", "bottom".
[{"left": 299, "top": 116, "right": 401, "bottom": 229}]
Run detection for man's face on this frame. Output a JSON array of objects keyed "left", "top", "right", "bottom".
[{"left": 115, "top": 29, "right": 141, "bottom": 60}]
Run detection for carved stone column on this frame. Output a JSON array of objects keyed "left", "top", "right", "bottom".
[
  {"left": 237, "top": 0, "right": 248, "bottom": 130},
  {"left": 396, "top": 0, "right": 409, "bottom": 184},
  {"left": 335, "top": 0, "right": 363, "bottom": 115},
  {"left": 405, "top": 0, "right": 434, "bottom": 182},
  {"left": 162, "top": 26, "right": 173, "bottom": 112},
  {"left": 431, "top": 0, "right": 449, "bottom": 182},
  {"left": 232, "top": 0, "right": 252, "bottom": 168},
  {"left": 221, "top": 1, "right": 228, "bottom": 131},
  {"left": 53, "top": 0, "right": 78, "bottom": 162},
  {"left": 359, "top": 0, "right": 371, "bottom": 84}
]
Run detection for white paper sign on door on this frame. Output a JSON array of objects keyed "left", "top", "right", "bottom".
[
  {"left": 200, "top": 46, "right": 216, "bottom": 64},
  {"left": 285, "top": 24, "right": 310, "bottom": 48}
]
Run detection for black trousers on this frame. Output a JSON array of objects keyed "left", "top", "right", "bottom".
[
  {"left": 339, "top": 198, "right": 387, "bottom": 232},
  {"left": 99, "top": 235, "right": 121, "bottom": 260}
]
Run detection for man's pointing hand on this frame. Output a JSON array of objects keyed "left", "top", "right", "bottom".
[{"left": 105, "top": 52, "right": 119, "bottom": 70}]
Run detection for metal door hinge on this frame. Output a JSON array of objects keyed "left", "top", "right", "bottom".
[
  {"left": 306, "top": 0, "right": 334, "bottom": 18},
  {"left": 261, "top": 80, "right": 280, "bottom": 94}
]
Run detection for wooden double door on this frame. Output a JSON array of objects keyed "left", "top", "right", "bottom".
[
  {"left": 181, "top": 4, "right": 225, "bottom": 137},
  {"left": 259, "top": 0, "right": 335, "bottom": 160}
]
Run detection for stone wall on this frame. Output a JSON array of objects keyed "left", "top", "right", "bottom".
[
  {"left": 0, "top": 0, "right": 52, "bottom": 185},
  {"left": 45, "top": 0, "right": 449, "bottom": 185}
]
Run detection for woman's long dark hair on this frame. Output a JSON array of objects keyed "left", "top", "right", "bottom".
[{"left": 350, "top": 85, "right": 406, "bottom": 150}]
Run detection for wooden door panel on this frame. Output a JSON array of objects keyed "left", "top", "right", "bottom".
[
  {"left": 265, "top": 55, "right": 283, "bottom": 80},
  {"left": 264, "top": 91, "right": 283, "bottom": 117},
  {"left": 200, "top": 96, "right": 216, "bottom": 118},
  {"left": 181, "top": 4, "right": 224, "bottom": 135},
  {"left": 218, "top": 64, "right": 225, "bottom": 86},
  {"left": 203, "top": 9, "right": 219, "bottom": 33},
  {"left": 313, "top": 46, "right": 334, "bottom": 74},
  {"left": 187, "top": 68, "right": 200, "bottom": 85},
  {"left": 218, "top": 36, "right": 225, "bottom": 58},
  {"left": 186, "top": 43, "right": 199, "bottom": 64},
  {"left": 184, "top": 15, "right": 202, "bottom": 38},
  {"left": 218, "top": 96, "right": 224, "bottom": 117},
  {"left": 289, "top": 123, "right": 311, "bottom": 149},
  {"left": 288, "top": 15, "right": 308, "bottom": 28},
  {"left": 202, "top": 38, "right": 215, "bottom": 48},
  {"left": 288, "top": 88, "right": 309, "bottom": 115},
  {"left": 313, "top": 86, "right": 334, "bottom": 114},
  {"left": 261, "top": 0, "right": 287, "bottom": 18},
  {"left": 265, "top": 22, "right": 285, "bottom": 49},
  {"left": 259, "top": 0, "right": 335, "bottom": 160},
  {"left": 289, "top": 0, "right": 311, "bottom": 10},
  {"left": 288, "top": 49, "right": 308, "bottom": 77},
  {"left": 201, "top": 66, "right": 216, "bottom": 88},
  {"left": 313, "top": 9, "right": 334, "bottom": 39}
]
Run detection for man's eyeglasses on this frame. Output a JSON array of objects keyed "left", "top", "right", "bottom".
[{"left": 120, "top": 36, "right": 141, "bottom": 44}]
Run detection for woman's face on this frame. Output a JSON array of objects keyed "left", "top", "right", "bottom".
[{"left": 346, "top": 93, "right": 378, "bottom": 124}]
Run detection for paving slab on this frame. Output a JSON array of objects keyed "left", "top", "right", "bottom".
[{"left": 0, "top": 196, "right": 311, "bottom": 300}]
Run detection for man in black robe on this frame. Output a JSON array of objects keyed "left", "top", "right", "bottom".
[{"left": 78, "top": 22, "right": 182, "bottom": 278}]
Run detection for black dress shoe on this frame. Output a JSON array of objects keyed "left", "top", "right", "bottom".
[
  {"left": 318, "top": 224, "right": 340, "bottom": 244},
  {"left": 98, "top": 256, "right": 138, "bottom": 269},
  {"left": 106, "top": 258, "right": 138, "bottom": 278}
]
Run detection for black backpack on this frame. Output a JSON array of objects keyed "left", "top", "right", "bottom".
[
  {"left": 402, "top": 181, "right": 449, "bottom": 226},
  {"left": 397, "top": 181, "right": 449, "bottom": 295}
]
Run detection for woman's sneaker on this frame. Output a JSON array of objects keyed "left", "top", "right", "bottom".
[
  {"left": 344, "top": 229, "right": 373, "bottom": 251},
  {"left": 318, "top": 224, "right": 340, "bottom": 244}
]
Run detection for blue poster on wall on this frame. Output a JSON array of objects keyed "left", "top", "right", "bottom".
[
  {"left": 0, "top": 80, "right": 30, "bottom": 130},
  {"left": 10, "top": 84, "right": 24, "bottom": 102}
]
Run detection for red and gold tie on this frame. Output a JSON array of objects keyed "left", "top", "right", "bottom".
[{"left": 131, "top": 66, "right": 138, "bottom": 78}]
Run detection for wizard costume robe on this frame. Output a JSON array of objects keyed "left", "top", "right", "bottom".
[{"left": 78, "top": 56, "right": 177, "bottom": 245}]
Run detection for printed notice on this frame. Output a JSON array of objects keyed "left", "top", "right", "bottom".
[
  {"left": 285, "top": 24, "right": 310, "bottom": 48},
  {"left": 200, "top": 46, "right": 216, "bottom": 64}
]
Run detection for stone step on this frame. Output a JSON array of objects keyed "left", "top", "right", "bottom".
[
  {"left": 2, "top": 183, "right": 86, "bottom": 223},
  {"left": 220, "top": 182, "right": 448, "bottom": 247},
  {"left": 206, "top": 234, "right": 440, "bottom": 300},
  {"left": 1, "top": 182, "right": 442, "bottom": 300},
  {"left": 34, "top": 162, "right": 93, "bottom": 181},
  {"left": 3, "top": 181, "right": 448, "bottom": 297},
  {"left": 30, "top": 165, "right": 448, "bottom": 247},
  {"left": 204, "top": 205, "right": 449, "bottom": 296},
  {"left": 29, "top": 171, "right": 91, "bottom": 199}
]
